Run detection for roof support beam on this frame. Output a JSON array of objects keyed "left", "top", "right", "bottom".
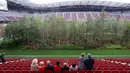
[
  {"left": 92, "top": 0, "right": 97, "bottom": 5},
  {"left": 70, "top": 12, "right": 72, "bottom": 20},
  {"left": 90, "top": 11, "right": 94, "bottom": 20},
  {"left": 73, "top": 1, "right": 75, "bottom": 6},
  {"left": 52, "top": 4, "right": 55, "bottom": 7},
  {"left": 59, "top": 3, "right": 61, "bottom": 7},
  {"left": 114, "top": 3, "right": 120, "bottom": 7},
  {"left": 44, "top": 4, "right": 48, "bottom": 7},
  {"left": 100, "top": 1, "right": 105, "bottom": 5},
  {"left": 84, "top": 12, "right": 87, "bottom": 21},
  {"left": 86, "top": 1, "right": 90, "bottom": 5},
  {"left": 80, "top": 1, "right": 83, "bottom": 5},
  {"left": 107, "top": 2, "right": 112, "bottom": 6}
]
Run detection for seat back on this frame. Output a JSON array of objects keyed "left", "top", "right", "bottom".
[
  {"left": 0, "top": 70, "right": 5, "bottom": 73},
  {"left": 23, "top": 70, "right": 30, "bottom": 73},
  {"left": 30, "top": 71, "right": 37, "bottom": 73},
  {"left": 39, "top": 71, "right": 45, "bottom": 73},
  {"left": 71, "top": 70, "right": 78, "bottom": 73},
  {"left": 95, "top": 70, "right": 102, "bottom": 73},
  {"left": 78, "top": 70, "right": 85, "bottom": 73},
  {"left": 86, "top": 70, "right": 94, "bottom": 73},
  {"left": 120, "top": 70, "right": 127, "bottom": 73},
  {"left": 102, "top": 70, "right": 110, "bottom": 73},
  {"left": 6, "top": 70, "right": 13, "bottom": 73},
  {"left": 45, "top": 70, "right": 53, "bottom": 73},
  {"left": 14, "top": 70, "right": 21, "bottom": 73},
  {"left": 111, "top": 70, "right": 119, "bottom": 73},
  {"left": 128, "top": 70, "right": 130, "bottom": 73},
  {"left": 62, "top": 70, "right": 70, "bottom": 73}
]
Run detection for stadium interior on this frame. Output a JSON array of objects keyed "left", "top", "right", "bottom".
[{"left": 0, "top": 0, "right": 130, "bottom": 73}]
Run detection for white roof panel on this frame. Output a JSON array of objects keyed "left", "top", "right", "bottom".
[
  {"left": 66, "top": 1, "right": 74, "bottom": 6},
  {"left": 8, "top": 0, "right": 130, "bottom": 8},
  {"left": 59, "top": 2, "right": 67, "bottom": 6},
  {"left": 53, "top": 2, "right": 60, "bottom": 7}
]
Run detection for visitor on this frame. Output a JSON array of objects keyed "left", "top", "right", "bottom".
[
  {"left": 54, "top": 61, "right": 62, "bottom": 73},
  {"left": 84, "top": 53, "right": 94, "bottom": 70},
  {"left": 38, "top": 61, "right": 46, "bottom": 71},
  {"left": 62, "top": 63, "right": 69, "bottom": 70},
  {"left": 45, "top": 60, "right": 54, "bottom": 73},
  {"left": 78, "top": 53, "right": 85, "bottom": 70},
  {"left": 69, "top": 63, "right": 78, "bottom": 71},
  {"left": 0, "top": 52, "right": 6, "bottom": 63},
  {"left": 30, "top": 58, "right": 38, "bottom": 71},
  {"left": 61, "top": 63, "right": 69, "bottom": 73}
]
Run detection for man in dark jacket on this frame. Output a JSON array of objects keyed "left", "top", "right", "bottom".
[
  {"left": 45, "top": 60, "right": 54, "bottom": 73},
  {"left": 84, "top": 53, "right": 94, "bottom": 70},
  {"left": 62, "top": 63, "right": 69, "bottom": 70},
  {"left": 61, "top": 63, "right": 69, "bottom": 73},
  {"left": 0, "top": 52, "right": 6, "bottom": 63}
]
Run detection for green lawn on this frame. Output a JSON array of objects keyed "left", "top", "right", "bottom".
[
  {"left": 0, "top": 49, "right": 130, "bottom": 55},
  {"left": 0, "top": 45, "right": 130, "bottom": 55}
]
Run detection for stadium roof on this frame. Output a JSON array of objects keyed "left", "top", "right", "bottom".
[
  {"left": 7, "top": 0, "right": 130, "bottom": 12},
  {"left": 8, "top": 0, "right": 130, "bottom": 8},
  {"left": 30, "top": 0, "right": 130, "bottom": 4}
]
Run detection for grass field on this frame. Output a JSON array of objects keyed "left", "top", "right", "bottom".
[
  {"left": 0, "top": 47, "right": 130, "bottom": 55},
  {"left": 0, "top": 49, "right": 130, "bottom": 55}
]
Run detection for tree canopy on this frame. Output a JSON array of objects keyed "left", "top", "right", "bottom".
[{"left": 4, "top": 13, "right": 130, "bottom": 49}]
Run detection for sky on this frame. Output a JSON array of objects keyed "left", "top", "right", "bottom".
[{"left": 30, "top": 0, "right": 130, "bottom": 4}]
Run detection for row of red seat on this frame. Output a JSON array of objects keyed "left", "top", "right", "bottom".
[
  {"left": 0, "top": 58, "right": 129, "bottom": 73},
  {"left": 0, "top": 70, "right": 130, "bottom": 73}
]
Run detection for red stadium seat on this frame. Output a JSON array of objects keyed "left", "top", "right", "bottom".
[
  {"left": 22, "top": 70, "right": 30, "bottom": 73},
  {"left": 111, "top": 70, "right": 119, "bottom": 73},
  {"left": 111, "top": 68, "right": 117, "bottom": 70},
  {"left": 104, "top": 67, "right": 110, "bottom": 70},
  {"left": 14, "top": 70, "right": 21, "bottom": 73},
  {"left": 125, "top": 67, "right": 130, "bottom": 70},
  {"left": 55, "top": 70, "right": 61, "bottom": 73},
  {"left": 118, "top": 67, "right": 123, "bottom": 70},
  {"left": 45, "top": 70, "right": 54, "bottom": 73},
  {"left": 86, "top": 70, "right": 94, "bottom": 73},
  {"left": 78, "top": 70, "right": 85, "bottom": 73},
  {"left": 0, "top": 70, "right": 5, "bottom": 73},
  {"left": 95, "top": 70, "right": 102, "bottom": 73},
  {"left": 6, "top": 70, "right": 13, "bottom": 73},
  {"left": 3, "top": 67, "right": 8, "bottom": 70},
  {"left": 71, "top": 70, "right": 78, "bottom": 73},
  {"left": 62, "top": 70, "right": 70, "bottom": 73},
  {"left": 102, "top": 70, "right": 110, "bottom": 73},
  {"left": 30, "top": 71, "right": 37, "bottom": 73},
  {"left": 39, "top": 71, "right": 45, "bottom": 73},
  {"left": 15, "top": 68, "right": 22, "bottom": 70},
  {"left": 120, "top": 70, "right": 127, "bottom": 73},
  {"left": 23, "top": 67, "right": 29, "bottom": 70}
]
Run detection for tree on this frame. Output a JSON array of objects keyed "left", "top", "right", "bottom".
[{"left": 5, "top": 16, "right": 41, "bottom": 48}]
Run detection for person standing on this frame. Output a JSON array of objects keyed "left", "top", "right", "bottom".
[
  {"left": 84, "top": 53, "right": 94, "bottom": 70},
  {"left": 0, "top": 52, "right": 6, "bottom": 63},
  {"left": 78, "top": 53, "right": 85, "bottom": 70}
]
